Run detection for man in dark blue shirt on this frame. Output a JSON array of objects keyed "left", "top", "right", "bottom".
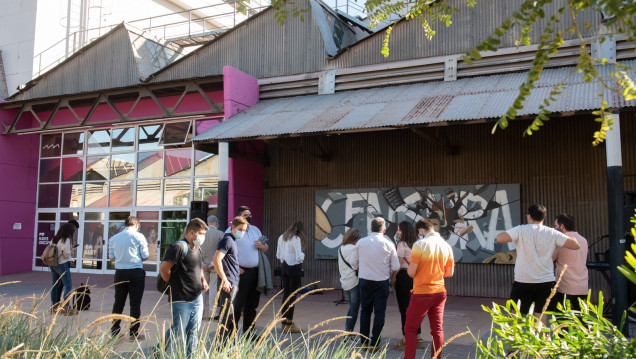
[{"left": 213, "top": 216, "right": 248, "bottom": 340}]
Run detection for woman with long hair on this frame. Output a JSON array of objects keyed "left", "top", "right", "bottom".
[
  {"left": 276, "top": 221, "right": 306, "bottom": 333},
  {"left": 392, "top": 221, "right": 423, "bottom": 350},
  {"left": 338, "top": 227, "right": 362, "bottom": 338},
  {"left": 50, "top": 223, "right": 76, "bottom": 315}
]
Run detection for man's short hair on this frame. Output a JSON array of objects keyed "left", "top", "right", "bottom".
[
  {"left": 68, "top": 219, "right": 80, "bottom": 229},
  {"left": 185, "top": 218, "right": 209, "bottom": 234},
  {"left": 528, "top": 204, "right": 547, "bottom": 222},
  {"left": 555, "top": 213, "right": 575, "bottom": 231},
  {"left": 237, "top": 206, "right": 250, "bottom": 216},
  {"left": 416, "top": 219, "right": 434, "bottom": 232},
  {"left": 370, "top": 217, "right": 385, "bottom": 232},
  {"left": 231, "top": 216, "right": 248, "bottom": 227},
  {"left": 207, "top": 215, "right": 218, "bottom": 224},
  {"left": 125, "top": 216, "right": 140, "bottom": 227}
]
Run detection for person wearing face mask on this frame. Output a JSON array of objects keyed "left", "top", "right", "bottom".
[
  {"left": 200, "top": 215, "right": 224, "bottom": 320},
  {"left": 108, "top": 216, "right": 150, "bottom": 341},
  {"left": 225, "top": 205, "right": 268, "bottom": 339},
  {"left": 213, "top": 216, "right": 248, "bottom": 341},
  {"left": 159, "top": 218, "right": 210, "bottom": 356}
]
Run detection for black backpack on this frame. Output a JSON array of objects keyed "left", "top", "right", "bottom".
[{"left": 73, "top": 283, "right": 91, "bottom": 311}]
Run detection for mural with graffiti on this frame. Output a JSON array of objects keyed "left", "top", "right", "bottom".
[{"left": 315, "top": 184, "right": 521, "bottom": 263}]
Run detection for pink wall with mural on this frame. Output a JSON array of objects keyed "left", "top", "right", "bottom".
[
  {"left": 0, "top": 105, "right": 39, "bottom": 275},
  {"left": 223, "top": 67, "right": 263, "bottom": 228}
]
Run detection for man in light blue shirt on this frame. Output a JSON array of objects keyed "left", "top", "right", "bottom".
[{"left": 108, "top": 216, "right": 149, "bottom": 340}]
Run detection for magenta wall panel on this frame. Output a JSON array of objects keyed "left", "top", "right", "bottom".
[
  {"left": 175, "top": 92, "right": 210, "bottom": 113},
  {"left": 129, "top": 98, "right": 163, "bottom": 119},
  {"left": 50, "top": 108, "right": 79, "bottom": 127},
  {"left": 0, "top": 131, "right": 39, "bottom": 275},
  {"left": 223, "top": 66, "right": 263, "bottom": 229},
  {"left": 87, "top": 103, "right": 119, "bottom": 123},
  {"left": 0, "top": 107, "right": 18, "bottom": 127}
]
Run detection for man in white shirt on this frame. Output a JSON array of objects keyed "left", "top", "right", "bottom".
[
  {"left": 497, "top": 204, "right": 580, "bottom": 320},
  {"left": 549, "top": 213, "right": 589, "bottom": 312},
  {"left": 350, "top": 217, "right": 400, "bottom": 351},
  {"left": 225, "top": 205, "right": 268, "bottom": 338}
]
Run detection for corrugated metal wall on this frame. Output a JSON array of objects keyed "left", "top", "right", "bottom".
[{"left": 261, "top": 113, "right": 635, "bottom": 298}]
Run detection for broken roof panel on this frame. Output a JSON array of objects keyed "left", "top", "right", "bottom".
[{"left": 192, "top": 60, "right": 636, "bottom": 141}]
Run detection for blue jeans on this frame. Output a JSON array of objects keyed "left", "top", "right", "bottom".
[
  {"left": 344, "top": 285, "right": 360, "bottom": 332},
  {"left": 51, "top": 262, "right": 72, "bottom": 306},
  {"left": 358, "top": 278, "right": 390, "bottom": 347},
  {"left": 165, "top": 294, "right": 203, "bottom": 356}
]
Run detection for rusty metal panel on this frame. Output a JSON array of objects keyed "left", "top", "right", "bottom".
[
  {"left": 149, "top": 0, "right": 330, "bottom": 84},
  {"left": 331, "top": 0, "right": 600, "bottom": 69},
  {"left": 193, "top": 61, "right": 636, "bottom": 142},
  {"left": 260, "top": 114, "right": 635, "bottom": 298},
  {"left": 10, "top": 24, "right": 167, "bottom": 102}
]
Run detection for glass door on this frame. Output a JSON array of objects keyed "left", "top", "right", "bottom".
[{"left": 80, "top": 211, "right": 107, "bottom": 273}]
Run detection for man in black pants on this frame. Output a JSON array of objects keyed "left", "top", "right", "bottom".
[
  {"left": 108, "top": 216, "right": 149, "bottom": 340},
  {"left": 226, "top": 206, "right": 267, "bottom": 338}
]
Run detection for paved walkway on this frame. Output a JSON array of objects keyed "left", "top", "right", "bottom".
[{"left": 0, "top": 271, "right": 503, "bottom": 358}]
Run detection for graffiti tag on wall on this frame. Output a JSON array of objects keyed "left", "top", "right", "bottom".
[{"left": 315, "top": 184, "right": 521, "bottom": 263}]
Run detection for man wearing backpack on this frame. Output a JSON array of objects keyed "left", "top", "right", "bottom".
[
  {"left": 159, "top": 218, "right": 209, "bottom": 356},
  {"left": 108, "top": 216, "right": 149, "bottom": 341}
]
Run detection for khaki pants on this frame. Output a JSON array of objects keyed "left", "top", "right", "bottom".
[{"left": 203, "top": 269, "right": 219, "bottom": 317}]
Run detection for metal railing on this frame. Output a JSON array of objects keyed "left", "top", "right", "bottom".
[{"left": 33, "top": 1, "right": 270, "bottom": 78}]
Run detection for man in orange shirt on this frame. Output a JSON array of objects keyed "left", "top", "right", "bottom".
[{"left": 404, "top": 219, "right": 454, "bottom": 359}]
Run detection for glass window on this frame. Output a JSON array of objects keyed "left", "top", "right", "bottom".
[
  {"left": 162, "top": 210, "right": 188, "bottom": 220},
  {"left": 165, "top": 149, "right": 191, "bottom": 177},
  {"left": 85, "top": 212, "right": 105, "bottom": 221},
  {"left": 139, "top": 125, "right": 162, "bottom": 151},
  {"left": 194, "top": 151, "right": 218, "bottom": 176},
  {"left": 60, "top": 183, "right": 83, "bottom": 207},
  {"left": 138, "top": 211, "right": 159, "bottom": 220},
  {"left": 140, "top": 221, "right": 159, "bottom": 271},
  {"left": 109, "top": 181, "right": 133, "bottom": 207},
  {"left": 194, "top": 178, "right": 218, "bottom": 204},
  {"left": 86, "top": 156, "right": 109, "bottom": 181},
  {"left": 85, "top": 181, "right": 108, "bottom": 207},
  {"left": 41, "top": 134, "right": 62, "bottom": 157},
  {"left": 82, "top": 221, "right": 104, "bottom": 270},
  {"left": 60, "top": 212, "right": 80, "bottom": 221},
  {"left": 35, "top": 221, "right": 56, "bottom": 266},
  {"left": 63, "top": 132, "right": 85, "bottom": 156},
  {"left": 136, "top": 180, "right": 161, "bottom": 206},
  {"left": 39, "top": 158, "right": 60, "bottom": 183},
  {"left": 160, "top": 220, "right": 186, "bottom": 259},
  {"left": 164, "top": 178, "right": 190, "bottom": 206},
  {"left": 137, "top": 151, "right": 163, "bottom": 178},
  {"left": 110, "top": 153, "right": 135, "bottom": 180},
  {"left": 86, "top": 129, "right": 110, "bottom": 155},
  {"left": 38, "top": 184, "right": 59, "bottom": 208},
  {"left": 159, "top": 121, "right": 192, "bottom": 146},
  {"left": 38, "top": 213, "right": 56, "bottom": 221},
  {"left": 112, "top": 128, "right": 135, "bottom": 152},
  {"left": 61, "top": 157, "right": 84, "bottom": 182}
]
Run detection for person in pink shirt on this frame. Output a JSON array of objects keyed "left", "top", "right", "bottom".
[{"left": 549, "top": 213, "right": 589, "bottom": 312}]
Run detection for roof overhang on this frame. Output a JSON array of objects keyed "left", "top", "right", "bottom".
[{"left": 192, "top": 60, "right": 636, "bottom": 143}]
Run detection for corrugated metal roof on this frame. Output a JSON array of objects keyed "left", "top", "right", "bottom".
[
  {"left": 193, "top": 60, "right": 636, "bottom": 142},
  {"left": 8, "top": 23, "right": 184, "bottom": 102}
]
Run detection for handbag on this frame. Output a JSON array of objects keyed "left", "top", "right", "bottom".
[
  {"left": 41, "top": 244, "right": 59, "bottom": 267},
  {"left": 157, "top": 240, "right": 188, "bottom": 293}
]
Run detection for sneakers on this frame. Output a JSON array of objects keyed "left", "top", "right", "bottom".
[
  {"left": 417, "top": 338, "right": 426, "bottom": 349},
  {"left": 393, "top": 338, "right": 405, "bottom": 350},
  {"left": 129, "top": 333, "right": 145, "bottom": 342},
  {"left": 281, "top": 321, "right": 301, "bottom": 333}
]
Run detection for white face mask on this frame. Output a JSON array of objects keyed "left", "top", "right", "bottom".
[
  {"left": 193, "top": 234, "right": 205, "bottom": 247},
  {"left": 234, "top": 230, "right": 245, "bottom": 240}
]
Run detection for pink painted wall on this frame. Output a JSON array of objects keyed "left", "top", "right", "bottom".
[
  {"left": 0, "top": 106, "right": 39, "bottom": 275},
  {"left": 223, "top": 66, "right": 263, "bottom": 228}
]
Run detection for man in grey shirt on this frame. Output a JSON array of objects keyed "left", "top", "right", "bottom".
[
  {"left": 200, "top": 215, "right": 224, "bottom": 319},
  {"left": 108, "top": 216, "right": 149, "bottom": 340}
]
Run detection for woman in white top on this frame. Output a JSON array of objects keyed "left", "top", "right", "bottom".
[
  {"left": 276, "top": 221, "right": 306, "bottom": 333},
  {"left": 391, "top": 221, "right": 423, "bottom": 350},
  {"left": 337, "top": 228, "right": 362, "bottom": 336},
  {"left": 50, "top": 223, "right": 76, "bottom": 315}
]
